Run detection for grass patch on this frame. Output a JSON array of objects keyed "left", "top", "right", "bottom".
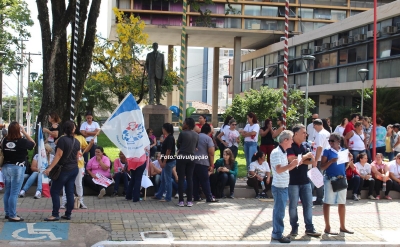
[{"left": 97, "top": 133, "right": 120, "bottom": 162}]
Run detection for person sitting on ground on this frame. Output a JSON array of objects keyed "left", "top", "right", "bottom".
[
  {"left": 355, "top": 153, "right": 376, "bottom": 200},
  {"left": 247, "top": 151, "right": 271, "bottom": 199},
  {"left": 371, "top": 153, "right": 393, "bottom": 200},
  {"left": 149, "top": 153, "right": 162, "bottom": 193},
  {"left": 112, "top": 151, "right": 130, "bottom": 197},
  {"left": 84, "top": 146, "right": 111, "bottom": 199},
  {"left": 345, "top": 154, "right": 361, "bottom": 201},
  {"left": 212, "top": 148, "right": 238, "bottom": 198},
  {"left": 389, "top": 153, "right": 400, "bottom": 193},
  {"left": 19, "top": 144, "right": 54, "bottom": 199}
]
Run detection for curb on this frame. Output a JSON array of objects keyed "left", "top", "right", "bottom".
[{"left": 92, "top": 240, "right": 400, "bottom": 247}]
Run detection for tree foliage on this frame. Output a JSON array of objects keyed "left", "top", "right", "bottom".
[
  {"left": 225, "top": 87, "right": 315, "bottom": 127},
  {"left": 0, "top": 0, "right": 33, "bottom": 72},
  {"left": 92, "top": 8, "right": 178, "bottom": 103}
]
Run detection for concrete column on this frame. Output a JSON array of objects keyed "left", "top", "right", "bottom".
[
  {"left": 212, "top": 47, "right": 220, "bottom": 128},
  {"left": 232, "top": 37, "right": 242, "bottom": 97},
  {"left": 167, "top": 45, "right": 174, "bottom": 122}
]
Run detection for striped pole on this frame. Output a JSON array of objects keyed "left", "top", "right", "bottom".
[
  {"left": 282, "top": 0, "right": 289, "bottom": 130},
  {"left": 179, "top": 0, "right": 187, "bottom": 131},
  {"left": 70, "top": 0, "right": 80, "bottom": 120}
]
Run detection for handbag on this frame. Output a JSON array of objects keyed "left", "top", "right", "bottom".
[
  {"left": 331, "top": 176, "right": 348, "bottom": 192},
  {"left": 74, "top": 196, "right": 81, "bottom": 209},
  {"left": 48, "top": 138, "right": 75, "bottom": 180}
]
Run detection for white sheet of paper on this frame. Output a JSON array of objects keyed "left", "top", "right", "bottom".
[
  {"left": 337, "top": 149, "right": 349, "bottom": 164},
  {"left": 297, "top": 154, "right": 302, "bottom": 167},
  {"left": 307, "top": 167, "right": 324, "bottom": 188}
]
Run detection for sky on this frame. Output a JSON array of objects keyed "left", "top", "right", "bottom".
[{"left": 3, "top": 0, "right": 109, "bottom": 96}]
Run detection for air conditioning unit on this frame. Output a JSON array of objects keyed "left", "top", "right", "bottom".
[
  {"left": 331, "top": 41, "right": 339, "bottom": 48},
  {"left": 382, "top": 26, "right": 398, "bottom": 35},
  {"left": 322, "top": 43, "right": 331, "bottom": 50},
  {"left": 367, "top": 30, "right": 380, "bottom": 38},
  {"left": 314, "top": 46, "right": 322, "bottom": 52},
  {"left": 301, "top": 49, "right": 311, "bottom": 55},
  {"left": 339, "top": 37, "right": 351, "bottom": 46},
  {"left": 354, "top": 34, "right": 367, "bottom": 42}
]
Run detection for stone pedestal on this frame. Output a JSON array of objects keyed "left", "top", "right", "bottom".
[{"left": 142, "top": 105, "right": 169, "bottom": 139}]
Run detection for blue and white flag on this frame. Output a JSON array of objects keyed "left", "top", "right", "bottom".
[
  {"left": 38, "top": 123, "right": 50, "bottom": 198},
  {"left": 102, "top": 93, "right": 150, "bottom": 169}
]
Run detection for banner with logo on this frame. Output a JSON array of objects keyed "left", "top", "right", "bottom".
[
  {"left": 101, "top": 93, "right": 150, "bottom": 169},
  {"left": 38, "top": 123, "right": 51, "bottom": 198},
  {"left": 93, "top": 173, "right": 114, "bottom": 188}
]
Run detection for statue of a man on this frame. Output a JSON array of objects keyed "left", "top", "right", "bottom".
[{"left": 145, "top": 42, "right": 165, "bottom": 105}]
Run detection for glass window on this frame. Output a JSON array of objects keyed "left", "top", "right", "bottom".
[
  {"left": 289, "top": 47, "right": 295, "bottom": 60},
  {"left": 245, "top": 19, "right": 261, "bottom": 30},
  {"left": 254, "top": 57, "right": 263, "bottom": 68},
  {"left": 314, "top": 9, "right": 331, "bottom": 20},
  {"left": 277, "top": 21, "right": 295, "bottom": 31},
  {"left": 296, "top": 73, "right": 313, "bottom": 86},
  {"left": 226, "top": 4, "right": 241, "bottom": 15},
  {"left": 331, "top": 10, "right": 346, "bottom": 21},
  {"left": 265, "top": 55, "right": 270, "bottom": 66},
  {"left": 262, "top": 20, "right": 278, "bottom": 30},
  {"left": 378, "top": 60, "right": 391, "bottom": 79},
  {"left": 277, "top": 7, "right": 296, "bottom": 17},
  {"left": 391, "top": 58, "right": 400, "bottom": 78},
  {"left": 272, "top": 53, "right": 278, "bottom": 64},
  {"left": 244, "top": 5, "right": 261, "bottom": 16},
  {"left": 262, "top": 6, "right": 278, "bottom": 17},
  {"left": 379, "top": 39, "right": 391, "bottom": 58},
  {"left": 225, "top": 18, "right": 241, "bottom": 28},
  {"left": 299, "top": 8, "right": 313, "bottom": 19},
  {"left": 242, "top": 61, "right": 251, "bottom": 71},
  {"left": 391, "top": 38, "right": 400, "bottom": 56},
  {"left": 314, "top": 22, "right": 327, "bottom": 30},
  {"left": 118, "top": 0, "right": 130, "bottom": 9},
  {"left": 299, "top": 22, "right": 314, "bottom": 32},
  {"left": 315, "top": 69, "right": 336, "bottom": 85},
  {"left": 339, "top": 64, "right": 367, "bottom": 83},
  {"left": 242, "top": 81, "right": 251, "bottom": 91},
  {"left": 295, "top": 59, "right": 305, "bottom": 72},
  {"left": 330, "top": 52, "right": 338, "bottom": 66},
  {"left": 265, "top": 78, "right": 278, "bottom": 88},
  {"left": 340, "top": 45, "right": 366, "bottom": 64},
  {"left": 264, "top": 66, "right": 277, "bottom": 77},
  {"left": 350, "top": 11, "right": 363, "bottom": 16}
]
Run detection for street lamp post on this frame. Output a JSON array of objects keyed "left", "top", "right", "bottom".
[
  {"left": 14, "top": 62, "right": 24, "bottom": 124},
  {"left": 358, "top": 69, "right": 368, "bottom": 116},
  {"left": 30, "top": 72, "right": 38, "bottom": 133},
  {"left": 302, "top": 55, "right": 315, "bottom": 126},
  {"left": 0, "top": 51, "right": 7, "bottom": 125},
  {"left": 223, "top": 75, "right": 232, "bottom": 109}
]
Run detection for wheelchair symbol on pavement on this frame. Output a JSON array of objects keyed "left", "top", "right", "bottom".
[{"left": 12, "top": 223, "right": 62, "bottom": 240}]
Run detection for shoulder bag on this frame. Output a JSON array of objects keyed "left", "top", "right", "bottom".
[
  {"left": 331, "top": 176, "right": 348, "bottom": 192},
  {"left": 48, "top": 137, "right": 75, "bottom": 180}
]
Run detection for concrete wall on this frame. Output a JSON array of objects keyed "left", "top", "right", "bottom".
[{"left": 318, "top": 95, "right": 333, "bottom": 119}]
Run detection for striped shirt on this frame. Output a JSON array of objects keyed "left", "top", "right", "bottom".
[{"left": 270, "top": 145, "right": 290, "bottom": 188}]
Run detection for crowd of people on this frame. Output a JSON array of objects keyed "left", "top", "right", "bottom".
[{"left": 1, "top": 109, "right": 399, "bottom": 244}]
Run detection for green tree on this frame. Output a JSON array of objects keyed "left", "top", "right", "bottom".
[
  {"left": 225, "top": 86, "right": 315, "bottom": 127},
  {"left": 0, "top": 0, "right": 33, "bottom": 72}
]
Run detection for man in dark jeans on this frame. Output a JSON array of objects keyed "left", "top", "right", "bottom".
[{"left": 287, "top": 124, "right": 321, "bottom": 237}]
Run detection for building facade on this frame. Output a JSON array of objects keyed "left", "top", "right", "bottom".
[{"left": 241, "top": 1, "right": 400, "bottom": 120}]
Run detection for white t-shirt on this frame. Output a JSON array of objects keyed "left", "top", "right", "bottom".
[
  {"left": 244, "top": 123, "right": 260, "bottom": 142},
  {"left": 334, "top": 126, "right": 345, "bottom": 136},
  {"left": 249, "top": 160, "right": 270, "bottom": 178},
  {"left": 152, "top": 160, "right": 161, "bottom": 170},
  {"left": 33, "top": 153, "right": 55, "bottom": 171},
  {"left": 393, "top": 132, "right": 400, "bottom": 153},
  {"left": 312, "top": 129, "right": 330, "bottom": 161},
  {"left": 389, "top": 160, "right": 400, "bottom": 179},
  {"left": 223, "top": 128, "right": 240, "bottom": 147},
  {"left": 307, "top": 123, "right": 316, "bottom": 141},
  {"left": 220, "top": 125, "right": 230, "bottom": 141},
  {"left": 348, "top": 131, "right": 365, "bottom": 151},
  {"left": 80, "top": 121, "right": 100, "bottom": 142},
  {"left": 355, "top": 162, "right": 372, "bottom": 176}
]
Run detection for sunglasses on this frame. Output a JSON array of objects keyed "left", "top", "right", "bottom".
[{"left": 328, "top": 139, "right": 336, "bottom": 143}]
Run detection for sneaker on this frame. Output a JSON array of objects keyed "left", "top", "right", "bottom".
[
  {"left": 60, "top": 204, "right": 66, "bottom": 209},
  {"left": 174, "top": 193, "right": 179, "bottom": 198},
  {"left": 368, "top": 195, "right": 376, "bottom": 200},
  {"left": 305, "top": 229, "right": 321, "bottom": 237},
  {"left": 271, "top": 236, "right": 291, "bottom": 243},
  {"left": 111, "top": 192, "right": 118, "bottom": 197},
  {"left": 177, "top": 201, "right": 184, "bottom": 207},
  {"left": 183, "top": 193, "right": 187, "bottom": 198},
  {"left": 228, "top": 192, "right": 234, "bottom": 199},
  {"left": 357, "top": 195, "right": 361, "bottom": 200},
  {"left": 290, "top": 229, "right": 298, "bottom": 236},
  {"left": 34, "top": 191, "right": 41, "bottom": 199},
  {"left": 255, "top": 193, "right": 261, "bottom": 199},
  {"left": 79, "top": 203, "right": 88, "bottom": 209},
  {"left": 385, "top": 195, "right": 392, "bottom": 200},
  {"left": 186, "top": 201, "right": 193, "bottom": 207},
  {"left": 376, "top": 195, "right": 381, "bottom": 200},
  {"left": 19, "top": 190, "right": 25, "bottom": 198},
  {"left": 162, "top": 193, "right": 166, "bottom": 197},
  {"left": 260, "top": 192, "right": 267, "bottom": 199},
  {"left": 353, "top": 194, "right": 359, "bottom": 201},
  {"left": 98, "top": 188, "right": 106, "bottom": 199}
]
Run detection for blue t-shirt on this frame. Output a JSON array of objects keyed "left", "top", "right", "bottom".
[
  {"left": 322, "top": 148, "right": 346, "bottom": 177},
  {"left": 375, "top": 126, "right": 387, "bottom": 148}
]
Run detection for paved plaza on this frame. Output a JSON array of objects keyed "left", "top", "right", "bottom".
[{"left": 0, "top": 194, "right": 399, "bottom": 246}]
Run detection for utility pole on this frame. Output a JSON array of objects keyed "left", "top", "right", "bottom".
[{"left": 19, "top": 39, "right": 24, "bottom": 125}]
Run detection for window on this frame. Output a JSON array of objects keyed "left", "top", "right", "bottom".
[
  {"left": 331, "top": 10, "right": 346, "bottom": 20},
  {"left": 262, "top": 6, "right": 278, "bottom": 17},
  {"left": 379, "top": 40, "right": 391, "bottom": 58},
  {"left": 299, "top": 8, "right": 313, "bottom": 19},
  {"left": 350, "top": 11, "right": 363, "bottom": 16},
  {"left": 339, "top": 46, "right": 367, "bottom": 64},
  {"left": 277, "top": 7, "right": 296, "bottom": 17},
  {"left": 262, "top": 21, "right": 277, "bottom": 30},
  {"left": 314, "top": 9, "right": 331, "bottom": 20},
  {"left": 226, "top": 4, "right": 241, "bottom": 15},
  {"left": 224, "top": 18, "right": 241, "bottom": 28},
  {"left": 265, "top": 78, "right": 278, "bottom": 88},
  {"left": 277, "top": 21, "right": 295, "bottom": 32},
  {"left": 244, "top": 5, "right": 261, "bottom": 16},
  {"left": 315, "top": 69, "right": 336, "bottom": 85},
  {"left": 253, "top": 57, "right": 264, "bottom": 68},
  {"left": 264, "top": 66, "right": 277, "bottom": 77},
  {"left": 245, "top": 19, "right": 261, "bottom": 30},
  {"left": 296, "top": 73, "right": 313, "bottom": 86},
  {"left": 314, "top": 22, "right": 327, "bottom": 30},
  {"left": 118, "top": 0, "right": 130, "bottom": 9},
  {"left": 339, "top": 64, "right": 367, "bottom": 83},
  {"left": 391, "top": 38, "right": 400, "bottom": 56},
  {"left": 300, "top": 22, "right": 314, "bottom": 33},
  {"left": 315, "top": 52, "right": 336, "bottom": 68}
]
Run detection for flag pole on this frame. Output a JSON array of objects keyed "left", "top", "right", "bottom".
[
  {"left": 70, "top": 0, "right": 80, "bottom": 120},
  {"left": 282, "top": 0, "right": 289, "bottom": 130},
  {"left": 372, "top": 0, "right": 377, "bottom": 160},
  {"left": 179, "top": 0, "right": 187, "bottom": 131}
]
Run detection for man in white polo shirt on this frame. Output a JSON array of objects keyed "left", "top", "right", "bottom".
[{"left": 270, "top": 130, "right": 298, "bottom": 244}]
